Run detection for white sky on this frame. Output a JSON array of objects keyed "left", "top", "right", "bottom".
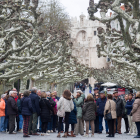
[{"left": 60, "top": 0, "right": 100, "bottom": 19}]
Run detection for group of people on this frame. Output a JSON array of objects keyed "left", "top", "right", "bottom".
[{"left": 0, "top": 87, "right": 140, "bottom": 138}]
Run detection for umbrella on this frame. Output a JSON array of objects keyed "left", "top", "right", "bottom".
[{"left": 101, "top": 82, "right": 117, "bottom": 87}]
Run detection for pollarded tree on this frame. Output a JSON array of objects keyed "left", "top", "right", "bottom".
[{"left": 88, "top": 0, "right": 140, "bottom": 90}]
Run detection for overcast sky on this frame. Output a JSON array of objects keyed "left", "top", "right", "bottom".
[{"left": 60, "top": 0, "right": 100, "bottom": 19}]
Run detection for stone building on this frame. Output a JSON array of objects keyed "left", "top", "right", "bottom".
[{"left": 70, "top": 14, "right": 108, "bottom": 86}]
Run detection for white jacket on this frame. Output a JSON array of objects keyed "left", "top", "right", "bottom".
[{"left": 57, "top": 97, "right": 74, "bottom": 113}]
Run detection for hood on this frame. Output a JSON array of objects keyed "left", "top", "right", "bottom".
[{"left": 81, "top": 94, "right": 85, "bottom": 99}]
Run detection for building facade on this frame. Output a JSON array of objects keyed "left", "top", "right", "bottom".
[{"left": 70, "top": 14, "right": 108, "bottom": 86}]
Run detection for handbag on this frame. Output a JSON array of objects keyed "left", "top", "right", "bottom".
[
  {"left": 57, "top": 98, "right": 65, "bottom": 117},
  {"left": 105, "top": 101, "right": 112, "bottom": 120}
]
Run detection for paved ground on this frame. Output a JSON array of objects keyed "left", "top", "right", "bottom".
[{"left": 0, "top": 120, "right": 137, "bottom": 140}]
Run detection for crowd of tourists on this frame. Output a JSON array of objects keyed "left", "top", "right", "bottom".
[{"left": 0, "top": 87, "right": 140, "bottom": 138}]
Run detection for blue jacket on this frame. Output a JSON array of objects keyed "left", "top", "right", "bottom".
[
  {"left": 21, "top": 97, "right": 33, "bottom": 116},
  {"left": 29, "top": 92, "right": 40, "bottom": 115},
  {"left": 125, "top": 99, "right": 134, "bottom": 115},
  {"left": 96, "top": 97, "right": 107, "bottom": 115},
  {"left": 17, "top": 99, "right": 21, "bottom": 115},
  {"left": 69, "top": 102, "right": 77, "bottom": 124}
]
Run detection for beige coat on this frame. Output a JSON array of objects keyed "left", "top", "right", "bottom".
[
  {"left": 104, "top": 99, "right": 117, "bottom": 119},
  {"left": 131, "top": 98, "right": 140, "bottom": 122}
]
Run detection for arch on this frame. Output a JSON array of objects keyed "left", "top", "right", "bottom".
[{"left": 76, "top": 30, "right": 87, "bottom": 42}]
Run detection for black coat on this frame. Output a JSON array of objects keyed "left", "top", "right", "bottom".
[
  {"left": 69, "top": 102, "right": 77, "bottom": 124},
  {"left": 48, "top": 97, "right": 56, "bottom": 115},
  {"left": 7, "top": 96, "right": 18, "bottom": 115},
  {"left": 83, "top": 101, "right": 97, "bottom": 121},
  {"left": 29, "top": 92, "right": 40, "bottom": 115},
  {"left": 39, "top": 98, "right": 53, "bottom": 122},
  {"left": 21, "top": 97, "right": 33, "bottom": 116},
  {"left": 113, "top": 97, "right": 125, "bottom": 117}
]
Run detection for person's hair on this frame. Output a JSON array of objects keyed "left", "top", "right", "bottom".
[
  {"left": 32, "top": 87, "right": 37, "bottom": 92},
  {"left": 136, "top": 91, "right": 140, "bottom": 98},
  {"left": 63, "top": 90, "right": 71, "bottom": 100},
  {"left": 51, "top": 92, "right": 55, "bottom": 97},
  {"left": 41, "top": 92, "right": 47, "bottom": 98},
  {"left": 125, "top": 94, "right": 128, "bottom": 97},
  {"left": 1, "top": 94, "right": 6, "bottom": 99},
  {"left": 113, "top": 91, "right": 118, "bottom": 94},
  {"left": 23, "top": 90, "right": 30, "bottom": 97},
  {"left": 46, "top": 92, "right": 50, "bottom": 95},
  {"left": 129, "top": 93, "right": 133, "bottom": 97},
  {"left": 107, "top": 94, "right": 113, "bottom": 100},
  {"left": 86, "top": 94, "right": 94, "bottom": 101},
  {"left": 18, "top": 93, "right": 21, "bottom": 99},
  {"left": 37, "top": 90, "right": 41, "bottom": 93},
  {"left": 9, "top": 91, "right": 14, "bottom": 96}
]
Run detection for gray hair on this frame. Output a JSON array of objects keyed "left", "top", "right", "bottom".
[
  {"left": 32, "top": 87, "right": 37, "bottom": 92},
  {"left": 46, "top": 92, "right": 50, "bottom": 95},
  {"left": 9, "top": 91, "right": 15, "bottom": 96},
  {"left": 1, "top": 94, "right": 6, "bottom": 99},
  {"left": 37, "top": 89, "right": 41, "bottom": 93}
]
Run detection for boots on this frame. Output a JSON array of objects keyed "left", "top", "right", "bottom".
[
  {"left": 67, "top": 132, "right": 71, "bottom": 136},
  {"left": 71, "top": 131, "right": 76, "bottom": 137}
]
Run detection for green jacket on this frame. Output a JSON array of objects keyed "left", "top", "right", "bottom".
[
  {"left": 74, "top": 94, "right": 85, "bottom": 119},
  {"left": 123, "top": 99, "right": 128, "bottom": 118}
]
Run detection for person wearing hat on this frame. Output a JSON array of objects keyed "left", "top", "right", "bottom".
[
  {"left": 113, "top": 91, "right": 125, "bottom": 134},
  {"left": 73, "top": 90, "right": 85, "bottom": 135},
  {"left": 96, "top": 91, "right": 108, "bottom": 134}
]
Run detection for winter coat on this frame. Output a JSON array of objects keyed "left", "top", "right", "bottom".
[
  {"left": 123, "top": 100, "right": 128, "bottom": 118},
  {"left": 83, "top": 100, "right": 97, "bottom": 121},
  {"left": 17, "top": 99, "right": 21, "bottom": 115},
  {"left": 113, "top": 97, "right": 125, "bottom": 117},
  {"left": 39, "top": 98, "right": 53, "bottom": 122},
  {"left": 74, "top": 94, "right": 85, "bottom": 118},
  {"left": 131, "top": 98, "right": 140, "bottom": 122},
  {"left": 4, "top": 99, "right": 8, "bottom": 117},
  {"left": 57, "top": 97, "right": 74, "bottom": 113},
  {"left": 0, "top": 98, "right": 5, "bottom": 117},
  {"left": 125, "top": 99, "right": 134, "bottom": 115},
  {"left": 48, "top": 97, "right": 56, "bottom": 115},
  {"left": 96, "top": 97, "right": 107, "bottom": 116},
  {"left": 104, "top": 99, "right": 117, "bottom": 119},
  {"left": 52, "top": 97, "right": 57, "bottom": 112},
  {"left": 7, "top": 96, "right": 18, "bottom": 115},
  {"left": 69, "top": 102, "right": 77, "bottom": 124},
  {"left": 21, "top": 97, "right": 33, "bottom": 116},
  {"left": 29, "top": 92, "right": 40, "bottom": 115}
]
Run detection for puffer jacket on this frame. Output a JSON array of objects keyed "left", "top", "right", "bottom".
[
  {"left": 125, "top": 99, "right": 134, "bottom": 115},
  {"left": 7, "top": 96, "right": 18, "bottom": 115},
  {"left": 69, "top": 102, "right": 77, "bottom": 124},
  {"left": 57, "top": 97, "right": 74, "bottom": 113},
  {"left": 83, "top": 100, "right": 97, "bottom": 121},
  {"left": 131, "top": 98, "right": 140, "bottom": 122},
  {"left": 113, "top": 97, "right": 125, "bottom": 117},
  {"left": 0, "top": 98, "right": 5, "bottom": 117},
  {"left": 104, "top": 99, "right": 117, "bottom": 119},
  {"left": 74, "top": 94, "right": 85, "bottom": 119},
  {"left": 96, "top": 97, "right": 107, "bottom": 116}
]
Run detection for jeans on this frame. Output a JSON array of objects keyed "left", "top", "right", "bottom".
[
  {"left": 28, "top": 113, "right": 38, "bottom": 134},
  {"left": 47, "top": 115, "right": 53, "bottom": 130},
  {"left": 135, "top": 122, "right": 140, "bottom": 136},
  {"left": 19, "top": 115, "right": 23, "bottom": 130},
  {"left": 0, "top": 116, "right": 5, "bottom": 132},
  {"left": 99, "top": 115, "right": 108, "bottom": 132},
  {"left": 4, "top": 116, "right": 9, "bottom": 131}
]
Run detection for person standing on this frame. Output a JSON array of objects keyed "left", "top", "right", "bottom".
[
  {"left": 28, "top": 87, "right": 40, "bottom": 135},
  {"left": 21, "top": 91, "right": 33, "bottom": 137},
  {"left": 96, "top": 91, "right": 108, "bottom": 134},
  {"left": 68, "top": 101, "right": 77, "bottom": 137},
  {"left": 39, "top": 92, "right": 53, "bottom": 136},
  {"left": 125, "top": 93, "right": 137, "bottom": 135},
  {"left": 57, "top": 90, "right": 74, "bottom": 138},
  {"left": 89, "top": 84, "right": 92, "bottom": 93},
  {"left": 0, "top": 94, "right": 6, "bottom": 132},
  {"left": 130, "top": 91, "right": 140, "bottom": 138},
  {"left": 17, "top": 93, "right": 24, "bottom": 132},
  {"left": 7, "top": 91, "right": 18, "bottom": 134},
  {"left": 82, "top": 94, "right": 97, "bottom": 137},
  {"left": 113, "top": 91, "right": 125, "bottom": 134},
  {"left": 104, "top": 94, "right": 117, "bottom": 137},
  {"left": 123, "top": 94, "right": 129, "bottom": 133},
  {"left": 73, "top": 90, "right": 85, "bottom": 135}
]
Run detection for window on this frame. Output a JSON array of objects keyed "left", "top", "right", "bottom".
[{"left": 94, "top": 31, "right": 96, "bottom": 36}]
